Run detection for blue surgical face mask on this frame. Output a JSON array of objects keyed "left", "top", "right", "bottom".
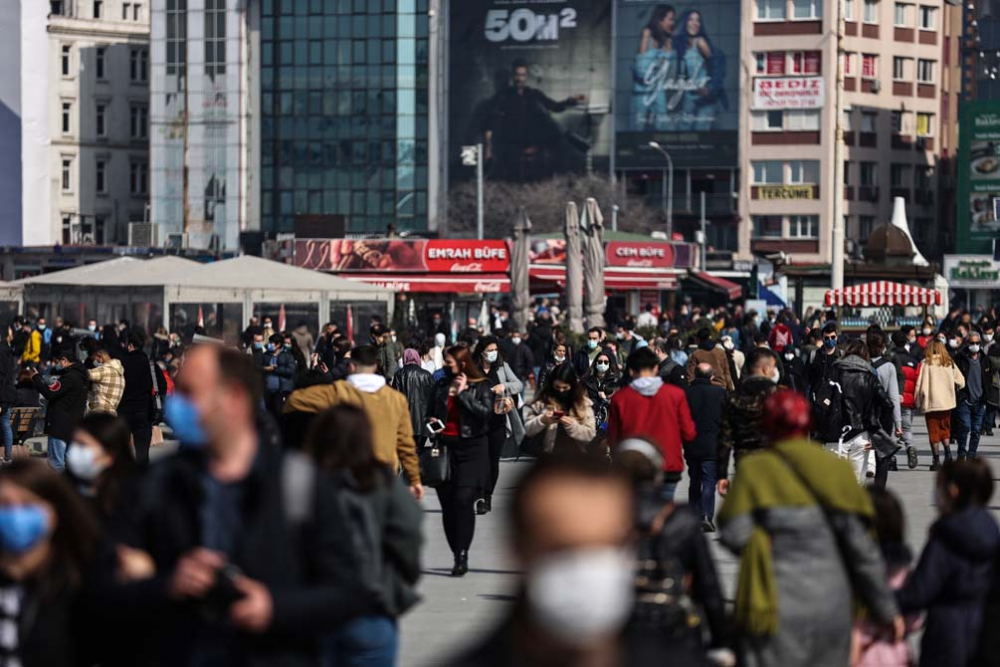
[
  {"left": 164, "top": 394, "right": 209, "bottom": 448},
  {"left": 0, "top": 505, "right": 49, "bottom": 555},
  {"left": 266, "top": 343, "right": 276, "bottom": 352},
  {"left": 588, "top": 340, "right": 598, "bottom": 350},
  {"left": 824, "top": 337, "right": 837, "bottom": 349},
  {"left": 253, "top": 341, "right": 264, "bottom": 350},
  {"left": 596, "top": 362, "right": 610, "bottom": 373},
  {"left": 485, "top": 350, "right": 498, "bottom": 364}
]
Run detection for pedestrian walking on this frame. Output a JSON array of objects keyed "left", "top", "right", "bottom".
[
  {"left": 86, "top": 345, "right": 125, "bottom": 416},
  {"left": 527, "top": 311, "right": 554, "bottom": 383},
  {"left": 717, "top": 347, "right": 780, "bottom": 492},
  {"left": 984, "top": 321, "right": 999, "bottom": 436},
  {"left": 685, "top": 328, "right": 733, "bottom": 391},
  {"left": 653, "top": 339, "right": 688, "bottom": 388},
  {"left": 429, "top": 345, "right": 494, "bottom": 576},
  {"left": 890, "top": 330, "right": 921, "bottom": 468},
  {"left": 118, "top": 331, "right": 159, "bottom": 468},
  {"left": 536, "top": 342, "right": 570, "bottom": 393},
  {"left": 779, "top": 346, "right": 808, "bottom": 394},
  {"left": 718, "top": 390, "right": 903, "bottom": 667},
  {"left": 391, "top": 348, "right": 436, "bottom": 447},
  {"left": 685, "top": 363, "right": 726, "bottom": 531},
  {"left": 372, "top": 323, "right": 401, "bottom": 379},
  {"left": 524, "top": 363, "right": 596, "bottom": 457},
  {"left": 869, "top": 331, "right": 904, "bottom": 482},
  {"left": 896, "top": 458, "right": 999, "bottom": 667},
  {"left": 291, "top": 321, "right": 315, "bottom": 367},
  {"left": 585, "top": 351, "right": 621, "bottom": 427},
  {"left": 474, "top": 336, "right": 523, "bottom": 515},
  {"left": 19, "top": 319, "right": 42, "bottom": 366},
  {"left": 0, "top": 325, "right": 16, "bottom": 464},
  {"left": 262, "top": 333, "right": 296, "bottom": 421},
  {"left": 914, "top": 339, "right": 966, "bottom": 470},
  {"left": 305, "top": 405, "right": 423, "bottom": 667},
  {"left": 29, "top": 352, "right": 88, "bottom": 470},
  {"left": 807, "top": 322, "right": 843, "bottom": 394},
  {"left": 608, "top": 348, "right": 695, "bottom": 502},
  {"left": 572, "top": 327, "right": 608, "bottom": 377},
  {"left": 954, "top": 330, "right": 992, "bottom": 459}
]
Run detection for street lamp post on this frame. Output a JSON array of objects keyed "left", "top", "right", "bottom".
[
  {"left": 648, "top": 141, "right": 674, "bottom": 238},
  {"left": 461, "top": 144, "right": 485, "bottom": 240}
]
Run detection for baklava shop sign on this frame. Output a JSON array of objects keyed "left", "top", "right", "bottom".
[
  {"left": 752, "top": 77, "right": 825, "bottom": 110},
  {"left": 943, "top": 255, "right": 1000, "bottom": 289}
]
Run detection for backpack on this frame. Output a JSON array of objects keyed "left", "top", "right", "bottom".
[{"left": 811, "top": 378, "right": 847, "bottom": 443}]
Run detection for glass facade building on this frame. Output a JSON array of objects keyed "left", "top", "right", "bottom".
[{"left": 259, "top": 0, "right": 430, "bottom": 234}]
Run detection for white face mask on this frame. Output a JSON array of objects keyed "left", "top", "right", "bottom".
[
  {"left": 511, "top": 337, "right": 521, "bottom": 346},
  {"left": 596, "top": 363, "right": 610, "bottom": 373},
  {"left": 923, "top": 327, "right": 933, "bottom": 336},
  {"left": 770, "top": 368, "right": 781, "bottom": 384},
  {"left": 985, "top": 333, "right": 995, "bottom": 343},
  {"left": 723, "top": 340, "right": 734, "bottom": 351},
  {"left": 949, "top": 339, "right": 960, "bottom": 349},
  {"left": 969, "top": 344, "right": 981, "bottom": 354},
  {"left": 526, "top": 548, "right": 635, "bottom": 647},
  {"left": 554, "top": 355, "right": 566, "bottom": 364},
  {"left": 485, "top": 350, "right": 498, "bottom": 363},
  {"left": 784, "top": 352, "right": 794, "bottom": 361},
  {"left": 66, "top": 444, "right": 109, "bottom": 482}
]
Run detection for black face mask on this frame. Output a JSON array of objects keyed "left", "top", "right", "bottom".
[{"left": 553, "top": 389, "right": 571, "bottom": 403}]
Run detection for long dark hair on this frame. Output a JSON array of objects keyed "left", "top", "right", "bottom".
[
  {"left": 305, "top": 405, "right": 386, "bottom": 493},
  {"left": 645, "top": 4, "right": 675, "bottom": 48},
  {"left": 74, "top": 413, "right": 136, "bottom": 516},
  {"left": 447, "top": 345, "right": 486, "bottom": 381},
  {"left": 474, "top": 336, "right": 504, "bottom": 370},
  {"left": 0, "top": 460, "right": 100, "bottom": 595},
  {"left": 538, "top": 363, "right": 587, "bottom": 413},
  {"left": 675, "top": 10, "right": 711, "bottom": 68}
]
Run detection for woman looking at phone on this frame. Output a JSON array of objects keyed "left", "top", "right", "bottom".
[
  {"left": 523, "top": 363, "right": 596, "bottom": 456},
  {"left": 429, "top": 345, "right": 494, "bottom": 577}
]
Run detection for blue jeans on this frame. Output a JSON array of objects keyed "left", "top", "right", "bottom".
[
  {"left": 322, "top": 615, "right": 398, "bottom": 667},
  {"left": 0, "top": 407, "right": 11, "bottom": 460},
  {"left": 955, "top": 400, "right": 986, "bottom": 456},
  {"left": 47, "top": 437, "right": 67, "bottom": 470},
  {"left": 686, "top": 458, "right": 718, "bottom": 520},
  {"left": 660, "top": 480, "right": 679, "bottom": 503}
]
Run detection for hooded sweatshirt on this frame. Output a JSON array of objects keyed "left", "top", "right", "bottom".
[
  {"left": 608, "top": 376, "right": 697, "bottom": 477},
  {"left": 88, "top": 358, "right": 125, "bottom": 415}
]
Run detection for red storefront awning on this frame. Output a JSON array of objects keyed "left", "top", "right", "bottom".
[
  {"left": 530, "top": 266, "right": 681, "bottom": 291},
  {"left": 688, "top": 271, "right": 743, "bottom": 300},
  {"left": 340, "top": 273, "right": 510, "bottom": 294}
]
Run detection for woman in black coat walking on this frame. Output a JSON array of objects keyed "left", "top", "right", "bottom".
[
  {"left": 430, "top": 345, "right": 494, "bottom": 576},
  {"left": 473, "top": 336, "right": 523, "bottom": 516}
]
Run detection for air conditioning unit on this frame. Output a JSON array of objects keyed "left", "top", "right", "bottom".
[
  {"left": 128, "top": 222, "right": 159, "bottom": 247},
  {"left": 165, "top": 233, "right": 188, "bottom": 250},
  {"left": 870, "top": 78, "right": 882, "bottom": 93}
]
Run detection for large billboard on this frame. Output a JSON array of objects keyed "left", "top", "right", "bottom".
[
  {"left": 448, "top": 0, "right": 613, "bottom": 184},
  {"left": 957, "top": 102, "right": 1000, "bottom": 253},
  {"left": 294, "top": 239, "right": 511, "bottom": 273},
  {"left": 614, "top": 0, "right": 740, "bottom": 169}
]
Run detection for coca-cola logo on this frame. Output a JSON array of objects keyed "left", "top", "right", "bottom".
[
  {"left": 450, "top": 263, "right": 485, "bottom": 273},
  {"left": 474, "top": 281, "right": 503, "bottom": 293}
]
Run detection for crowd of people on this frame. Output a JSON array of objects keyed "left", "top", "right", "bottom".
[{"left": 0, "top": 298, "right": 992, "bottom": 666}]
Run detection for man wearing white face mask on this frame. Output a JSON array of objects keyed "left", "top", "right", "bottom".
[
  {"left": 447, "top": 456, "right": 656, "bottom": 667},
  {"left": 984, "top": 320, "right": 1000, "bottom": 436},
  {"left": 954, "top": 330, "right": 993, "bottom": 459}
]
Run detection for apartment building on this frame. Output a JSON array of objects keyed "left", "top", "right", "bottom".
[
  {"left": 0, "top": 0, "right": 151, "bottom": 246},
  {"left": 739, "top": 0, "right": 960, "bottom": 264}
]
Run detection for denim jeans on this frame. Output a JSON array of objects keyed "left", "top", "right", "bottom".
[
  {"left": 955, "top": 400, "right": 986, "bottom": 456},
  {"left": 47, "top": 437, "right": 67, "bottom": 470},
  {"left": 322, "top": 615, "right": 398, "bottom": 667},
  {"left": 0, "top": 406, "right": 11, "bottom": 460},
  {"left": 660, "top": 480, "right": 679, "bottom": 503},
  {"left": 900, "top": 407, "right": 914, "bottom": 448},
  {"left": 686, "top": 458, "right": 717, "bottom": 520}
]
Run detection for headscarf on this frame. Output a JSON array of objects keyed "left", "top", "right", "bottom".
[{"left": 402, "top": 348, "right": 421, "bottom": 366}]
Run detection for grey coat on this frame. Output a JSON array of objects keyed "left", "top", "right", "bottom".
[
  {"left": 721, "top": 505, "right": 898, "bottom": 667},
  {"left": 494, "top": 363, "right": 525, "bottom": 446}
]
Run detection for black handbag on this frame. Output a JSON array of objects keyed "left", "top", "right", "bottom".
[{"left": 418, "top": 437, "right": 450, "bottom": 488}]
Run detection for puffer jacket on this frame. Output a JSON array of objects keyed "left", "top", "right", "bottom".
[
  {"left": 893, "top": 348, "right": 920, "bottom": 409},
  {"left": 833, "top": 354, "right": 893, "bottom": 442},
  {"left": 264, "top": 350, "right": 297, "bottom": 394},
  {"left": 717, "top": 374, "right": 778, "bottom": 478},
  {"left": 914, "top": 355, "right": 966, "bottom": 413},
  {"left": 390, "top": 363, "right": 436, "bottom": 438},
  {"left": 430, "top": 376, "right": 494, "bottom": 439}
]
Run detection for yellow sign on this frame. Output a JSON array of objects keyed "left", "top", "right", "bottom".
[{"left": 757, "top": 185, "right": 814, "bottom": 200}]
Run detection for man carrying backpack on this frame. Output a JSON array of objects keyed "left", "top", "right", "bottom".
[{"left": 807, "top": 322, "right": 843, "bottom": 395}]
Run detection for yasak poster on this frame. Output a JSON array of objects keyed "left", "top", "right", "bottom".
[{"left": 294, "top": 239, "right": 510, "bottom": 273}]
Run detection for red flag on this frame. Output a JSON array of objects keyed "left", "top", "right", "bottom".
[
  {"left": 197, "top": 305, "right": 204, "bottom": 329},
  {"left": 346, "top": 305, "right": 354, "bottom": 344},
  {"left": 278, "top": 304, "right": 286, "bottom": 333}
]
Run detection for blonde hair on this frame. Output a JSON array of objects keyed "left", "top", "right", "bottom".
[{"left": 924, "top": 340, "right": 954, "bottom": 367}]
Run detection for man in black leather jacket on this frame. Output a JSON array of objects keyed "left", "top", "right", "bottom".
[{"left": 831, "top": 340, "right": 894, "bottom": 484}]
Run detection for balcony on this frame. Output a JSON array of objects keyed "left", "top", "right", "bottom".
[
  {"left": 846, "top": 21, "right": 858, "bottom": 35},
  {"left": 845, "top": 77, "right": 857, "bottom": 91},
  {"left": 894, "top": 27, "right": 915, "bottom": 42},
  {"left": 862, "top": 23, "right": 880, "bottom": 38},
  {"left": 917, "top": 83, "right": 936, "bottom": 98},
  {"left": 893, "top": 81, "right": 913, "bottom": 96},
  {"left": 919, "top": 30, "right": 937, "bottom": 45},
  {"left": 859, "top": 132, "right": 878, "bottom": 147},
  {"left": 754, "top": 20, "right": 822, "bottom": 35},
  {"left": 752, "top": 131, "right": 821, "bottom": 145},
  {"left": 892, "top": 134, "right": 914, "bottom": 150}
]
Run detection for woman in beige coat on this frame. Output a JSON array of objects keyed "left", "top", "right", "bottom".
[
  {"left": 914, "top": 339, "right": 966, "bottom": 470},
  {"left": 523, "top": 363, "right": 596, "bottom": 455}
]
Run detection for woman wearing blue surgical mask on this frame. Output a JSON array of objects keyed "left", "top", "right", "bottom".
[
  {"left": 0, "top": 459, "right": 101, "bottom": 667},
  {"left": 473, "top": 336, "right": 524, "bottom": 516}
]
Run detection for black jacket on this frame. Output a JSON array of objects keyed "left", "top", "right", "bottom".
[
  {"left": 898, "top": 507, "right": 1000, "bottom": 667},
  {"left": 685, "top": 378, "right": 726, "bottom": 460},
  {"left": 120, "top": 350, "right": 154, "bottom": 419},
  {"left": 807, "top": 345, "right": 843, "bottom": 394},
  {"left": 718, "top": 375, "right": 778, "bottom": 478},
  {"left": 833, "top": 354, "right": 893, "bottom": 442},
  {"left": 390, "top": 364, "right": 436, "bottom": 437},
  {"left": 956, "top": 350, "right": 993, "bottom": 405},
  {"left": 585, "top": 369, "right": 621, "bottom": 406},
  {"left": 505, "top": 342, "right": 534, "bottom": 382},
  {"left": 430, "top": 376, "right": 494, "bottom": 439},
  {"left": 658, "top": 357, "right": 688, "bottom": 388},
  {"left": 0, "top": 341, "right": 16, "bottom": 406},
  {"left": 33, "top": 363, "right": 88, "bottom": 442},
  {"left": 526, "top": 323, "right": 552, "bottom": 369},
  {"left": 0, "top": 576, "right": 88, "bottom": 667},
  {"left": 780, "top": 354, "right": 809, "bottom": 395},
  {"left": 132, "top": 440, "right": 373, "bottom": 667}
]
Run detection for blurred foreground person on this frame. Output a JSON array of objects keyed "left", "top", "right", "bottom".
[
  {"left": 447, "top": 456, "right": 648, "bottom": 667},
  {"left": 305, "top": 406, "right": 423, "bottom": 667},
  {"left": 616, "top": 439, "right": 733, "bottom": 666},
  {"left": 718, "top": 390, "right": 902, "bottom": 667}
]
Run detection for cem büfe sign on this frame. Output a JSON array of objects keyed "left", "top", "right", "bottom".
[
  {"left": 752, "top": 77, "right": 824, "bottom": 110},
  {"left": 605, "top": 241, "right": 676, "bottom": 269},
  {"left": 294, "top": 239, "right": 510, "bottom": 273}
]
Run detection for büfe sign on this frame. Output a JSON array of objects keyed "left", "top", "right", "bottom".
[
  {"left": 605, "top": 241, "right": 676, "bottom": 269},
  {"left": 752, "top": 77, "right": 824, "bottom": 110},
  {"left": 295, "top": 239, "right": 510, "bottom": 273}
]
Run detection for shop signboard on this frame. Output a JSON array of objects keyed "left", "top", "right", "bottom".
[
  {"left": 528, "top": 237, "right": 697, "bottom": 268},
  {"left": 752, "top": 77, "right": 824, "bottom": 110},
  {"left": 956, "top": 101, "right": 1000, "bottom": 253},
  {"left": 942, "top": 254, "right": 1000, "bottom": 289},
  {"left": 756, "top": 185, "right": 815, "bottom": 200},
  {"left": 294, "top": 239, "right": 510, "bottom": 273},
  {"left": 614, "top": 0, "right": 741, "bottom": 168}
]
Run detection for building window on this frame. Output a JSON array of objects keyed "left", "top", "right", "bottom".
[
  {"left": 915, "top": 166, "right": 932, "bottom": 191},
  {"left": 785, "top": 109, "right": 821, "bottom": 130},
  {"left": 844, "top": 52, "right": 855, "bottom": 75},
  {"left": 96, "top": 159, "right": 108, "bottom": 194},
  {"left": 862, "top": 54, "right": 878, "bottom": 78},
  {"left": 133, "top": 3, "right": 141, "bottom": 20},
  {"left": 755, "top": 53, "right": 767, "bottom": 74},
  {"left": 843, "top": 109, "right": 853, "bottom": 130},
  {"left": 757, "top": 0, "right": 786, "bottom": 21},
  {"left": 205, "top": 0, "right": 226, "bottom": 78},
  {"left": 861, "top": 111, "right": 877, "bottom": 132},
  {"left": 51, "top": 1, "right": 65, "bottom": 15},
  {"left": 96, "top": 103, "right": 106, "bottom": 137},
  {"left": 61, "top": 45, "right": 71, "bottom": 76},
  {"left": 752, "top": 216, "right": 783, "bottom": 238},
  {"left": 122, "top": 2, "right": 130, "bottom": 19},
  {"left": 844, "top": 161, "right": 852, "bottom": 185},
  {"left": 61, "top": 102, "right": 72, "bottom": 134},
  {"left": 860, "top": 162, "right": 877, "bottom": 186},
  {"left": 166, "top": 0, "right": 187, "bottom": 78},
  {"left": 789, "top": 215, "right": 819, "bottom": 238},
  {"left": 894, "top": 2, "right": 910, "bottom": 26},
  {"left": 790, "top": 51, "right": 822, "bottom": 74},
  {"left": 890, "top": 164, "right": 912, "bottom": 187},
  {"left": 845, "top": 0, "right": 855, "bottom": 19},
  {"left": 859, "top": 215, "right": 875, "bottom": 238},
  {"left": 916, "top": 112, "right": 933, "bottom": 136},
  {"left": 129, "top": 104, "right": 148, "bottom": 139},
  {"left": 94, "top": 0, "right": 103, "bottom": 18},
  {"left": 752, "top": 161, "right": 784, "bottom": 184},
  {"left": 61, "top": 215, "right": 73, "bottom": 244},
  {"left": 96, "top": 47, "right": 106, "bottom": 78},
  {"left": 893, "top": 57, "right": 908, "bottom": 80},
  {"left": 752, "top": 110, "right": 785, "bottom": 131},
  {"left": 61, "top": 158, "right": 72, "bottom": 192},
  {"left": 863, "top": 0, "right": 878, "bottom": 23},
  {"left": 130, "top": 48, "right": 148, "bottom": 82},
  {"left": 130, "top": 161, "right": 148, "bottom": 196},
  {"left": 918, "top": 5, "right": 936, "bottom": 28},
  {"left": 917, "top": 59, "right": 934, "bottom": 83},
  {"left": 789, "top": 160, "right": 820, "bottom": 183},
  {"left": 793, "top": 0, "right": 822, "bottom": 19}
]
